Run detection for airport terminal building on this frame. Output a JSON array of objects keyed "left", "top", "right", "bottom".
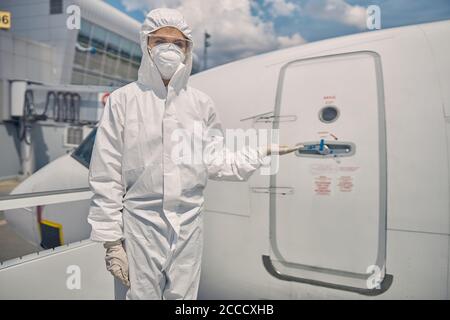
[
  {"left": 0, "top": 0, "right": 143, "bottom": 179},
  {"left": 1, "top": 0, "right": 142, "bottom": 87}
]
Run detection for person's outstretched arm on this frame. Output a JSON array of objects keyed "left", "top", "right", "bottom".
[
  {"left": 87, "top": 94, "right": 126, "bottom": 242},
  {"left": 202, "top": 97, "right": 297, "bottom": 182}
]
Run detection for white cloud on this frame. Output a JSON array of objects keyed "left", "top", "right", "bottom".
[
  {"left": 304, "top": 0, "right": 367, "bottom": 30},
  {"left": 278, "top": 33, "right": 306, "bottom": 48},
  {"left": 119, "top": 0, "right": 306, "bottom": 68},
  {"left": 120, "top": 0, "right": 181, "bottom": 13},
  {"left": 264, "top": 0, "right": 300, "bottom": 17}
]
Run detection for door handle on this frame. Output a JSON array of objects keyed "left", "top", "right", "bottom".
[
  {"left": 240, "top": 111, "right": 297, "bottom": 123},
  {"left": 296, "top": 140, "right": 355, "bottom": 158},
  {"left": 251, "top": 187, "right": 294, "bottom": 195}
]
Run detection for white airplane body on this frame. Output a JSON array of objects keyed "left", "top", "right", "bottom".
[{"left": 3, "top": 20, "right": 450, "bottom": 299}]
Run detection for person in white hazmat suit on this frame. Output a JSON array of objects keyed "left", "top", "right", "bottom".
[{"left": 87, "top": 8, "right": 299, "bottom": 300}]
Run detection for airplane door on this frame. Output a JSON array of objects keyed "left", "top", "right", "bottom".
[{"left": 264, "top": 51, "right": 392, "bottom": 294}]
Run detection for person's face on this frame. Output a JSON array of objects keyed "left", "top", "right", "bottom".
[{"left": 147, "top": 27, "right": 191, "bottom": 54}]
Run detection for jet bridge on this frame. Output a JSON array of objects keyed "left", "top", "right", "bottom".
[{"left": 3, "top": 80, "right": 116, "bottom": 180}]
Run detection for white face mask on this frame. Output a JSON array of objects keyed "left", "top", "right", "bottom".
[{"left": 149, "top": 43, "right": 186, "bottom": 80}]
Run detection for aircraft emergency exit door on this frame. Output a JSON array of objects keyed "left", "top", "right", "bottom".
[{"left": 264, "top": 51, "right": 391, "bottom": 294}]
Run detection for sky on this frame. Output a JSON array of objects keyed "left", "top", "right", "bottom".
[{"left": 105, "top": 0, "right": 450, "bottom": 69}]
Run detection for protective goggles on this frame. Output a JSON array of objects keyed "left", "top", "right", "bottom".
[{"left": 147, "top": 34, "right": 193, "bottom": 53}]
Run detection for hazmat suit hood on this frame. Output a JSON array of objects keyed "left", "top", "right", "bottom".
[{"left": 137, "top": 8, "right": 194, "bottom": 98}]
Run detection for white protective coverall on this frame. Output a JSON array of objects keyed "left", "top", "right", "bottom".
[{"left": 87, "top": 8, "right": 266, "bottom": 299}]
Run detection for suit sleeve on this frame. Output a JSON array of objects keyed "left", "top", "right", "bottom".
[
  {"left": 87, "top": 94, "right": 125, "bottom": 242},
  {"left": 203, "top": 97, "right": 267, "bottom": 182}
]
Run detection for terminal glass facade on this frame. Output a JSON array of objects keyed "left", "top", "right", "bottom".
[{"left": 72, "top": 19, "right": 142, "bottom": 86}]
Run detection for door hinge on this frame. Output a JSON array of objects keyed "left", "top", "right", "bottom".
[
  {"left": 241, "top": 111, "right": 297, "bottom": 124},
  {"left": 251, "top": 187, "right": 294, "bottom": 195}
]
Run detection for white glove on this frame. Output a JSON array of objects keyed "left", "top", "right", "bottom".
[
  {"left": 260, "top": 144, "right": 303, "bottom": 156},
  {"left": 104, "top": 239, "right": 130, "bottom": 287}
]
